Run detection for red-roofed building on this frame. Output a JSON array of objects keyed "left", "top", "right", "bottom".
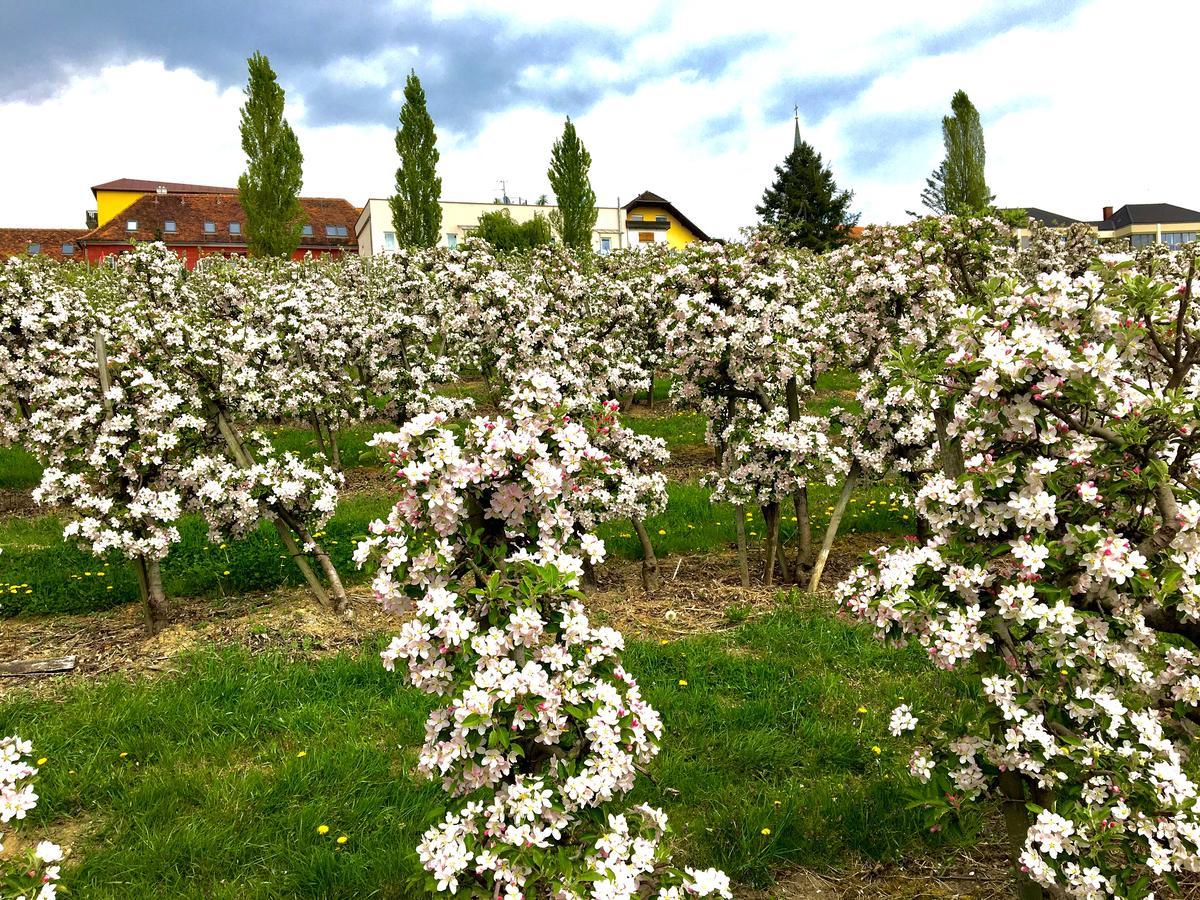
[
  {"left": 77, "top": 192, "right": 358, "bottom": 268},
  {"left": 0, "top": 228, "right": 90, "bottom": 262}
]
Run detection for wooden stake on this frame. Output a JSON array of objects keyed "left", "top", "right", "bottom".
[{"left": 807, "top": 468, "right": 858, "bottom": 593}]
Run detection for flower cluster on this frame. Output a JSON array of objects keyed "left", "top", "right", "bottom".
[
  {"left": 357, "top": 379, "right": 727, "bottom": 898},
  {"left": 1, "top": 736, "right": 62, "bottom": 900},
  {"left": 838, "top": 251, "right": 1200, "bottom": 897}
]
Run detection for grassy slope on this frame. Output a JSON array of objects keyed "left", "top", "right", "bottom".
[{"left": 0, "top": 606, "right": 966, "bottom": 898}]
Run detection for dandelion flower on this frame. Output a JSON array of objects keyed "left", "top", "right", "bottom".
[
  {"left": 871, "top": 746, "right": 881, "bottom": 754},
  {"left": 297, "top": 751, "right": 307, "bottom": 758},
  {"left": 761, "top": 828, "right": 771, "bottom": 836},
  {"left": 678, "top": 679, "right": 688, "bottom": 687},
  {"left": 317, "top": 825, "right": 329, "bottom": 835},
  {"left": 857, "top": 707, "right": 867, "bottom": 714},
  {"left": 36, "top": 757, "right": 47, "bottom": 766},
  {"left": 336, "top": 835, "right": 348, "bottom": 845}
]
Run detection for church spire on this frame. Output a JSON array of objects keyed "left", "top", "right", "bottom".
[{"left": 793, "top": 105, "right": 801, "bottom": 151}]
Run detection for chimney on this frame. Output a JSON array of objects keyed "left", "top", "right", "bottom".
[{"left": 1103, "top": 205, "right": 1113, "bottom": 221}]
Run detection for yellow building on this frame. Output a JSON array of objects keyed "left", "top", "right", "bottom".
[
  {"left": 623, "top": 191, "right": 710, "bottom": 248},
  {"left": 90, "top": 178, "right": 236, "bottom": 228},
  {"left": 1010, "top": 203, "right": 1200, "bottom": 249}
]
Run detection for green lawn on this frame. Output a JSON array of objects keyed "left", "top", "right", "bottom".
[
  {"left": 0, "top": 605, "right": 969, "bottom": 898},
  {"left": 0, "top": 478, "right": 912, "bottom": 619}
]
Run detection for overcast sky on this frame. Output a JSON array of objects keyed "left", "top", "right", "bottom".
[{"left": 0, "top": 0, "right": 1194, "bottom": 236}]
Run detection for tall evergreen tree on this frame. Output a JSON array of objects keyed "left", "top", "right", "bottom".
[
  {"left": 237, "top": 52, "right": 305, "bottom": 258},
  {"left": 756, "top": 111, "right": 858, "bottom": 251},
  {"left": 390, "top": 70, "right": 442, "bottom": 248},
  {"left": 921, "top": 90, "right": 992, "bottom": 215},
  {"left": 547, "top": 117, "right": 597, "bottom": 249}
]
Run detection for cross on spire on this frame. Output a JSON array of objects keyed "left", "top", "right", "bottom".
[{"left": 793, "top": 105, "right": 801, "bottom": 151}]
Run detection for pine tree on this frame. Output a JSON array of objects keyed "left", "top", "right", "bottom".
[
  {"left": 921, "top": 90, "right": 992, "bottom": 215},
  {"left": 390, "top": 71, "right": 442, "bottom": 248},
  {"left": 237, "top": 52, "right": 305, "bottom": 258},
  {"left": 547, "top": 117, "right": 597, "bottom": 250},
  {"left": 756, "top": 114, "right": 858, "bottom": 251}
]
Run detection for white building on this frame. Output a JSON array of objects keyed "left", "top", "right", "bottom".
[{"left": 355, "top": 198, "right": 626, "bottom": 256}]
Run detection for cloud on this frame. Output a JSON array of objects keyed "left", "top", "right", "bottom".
[{"left": 2, "top": 0, "right": 1198, "bottom": 234}]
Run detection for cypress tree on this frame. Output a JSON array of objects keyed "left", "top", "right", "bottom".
[
  {"left": 390, "top": 70, "right": 442, "bottom": 248},
  {"left": 237, "top": 52, "right": 305, "bottom": 258},
  {"left": 756, "top": 114, "right": 858, "bottom": 251},
  {"left": 921, "top": 90, "right": 992, "bottom": 215},
  {"left": 547, "top": 117, "right": 598, "bottom": 250}
]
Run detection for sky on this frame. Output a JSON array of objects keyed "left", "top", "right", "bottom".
[{"left": 0, "top": 0, "right": 1195, "bottom": 236}]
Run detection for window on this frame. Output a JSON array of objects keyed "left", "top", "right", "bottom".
[
  {"left": 638, "top": 231, "right": 655, "bottom": 243},
  {"left": 301, "top": 224, "right": 313, "bottom": 237},
  {"left": 126, "top": 220, "right": 137, "bottom": 231},
  {"left": 383, "top": 231, "right": 397, "bottom": 250},
  {"left": 655, "top": 215, "right": 667, "bottom": 223},
  {"left": 203, "top": 221, "right": 216, "bottom": 234},
  {"left": 630, "top": 214, "right": 644, "bottom": 221},
  {"left": 446, "top": 233, "right": 458, "bottom": 249},
  {"left": 26, "top": 243, "right": 40, "bottom": 255},
  {"left": 229, "top": 222, "right": 241, "bottom": 235},
  {"left": 600, "top": 237, "right": 611, "bottom": 254},
  {"left": 1130, "top": 233, "right": 1156, "bottom": 248},
  {"left": 1163, "top": 231, "right": 1197, "bottom": 247},
  {"left": 164, "top": 220, "right": 176, "bottom": 233},
  {"left": 61, "top": 242, "right": 75, "bottom": 255},
  {"left": 325, "top": 225, "right": 348, "bottom": 237}
]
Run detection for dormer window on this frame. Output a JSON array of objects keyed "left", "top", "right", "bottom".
[
  {"left": 27, "top": 243, "right": 40, "bottom": 255},
  {"left": 126, "top": 220, "right": 137, "bottom": 231},
  {"left": 61, "top": 243, "right": 74, "bottom": 255},
  {"left": 203, "top": 221, "right": 216, "bottom": 234},
  {"left": 301, "top": 224, "right": 313, "bottom": 237},
  {"left": 630, "top": 214, "right": 644, "bottom": 221},
  {"left": 655, "top": 215, "right": 667, "bottom": 223},
  {"left": 325, "top": 225, "right": 348, "bottom": 237},
  {"left": 229, "top": 222, "right": 241, "bottom": 235},
  {"left": 164, "top": 220, "right": 176, "bottom": 233}
]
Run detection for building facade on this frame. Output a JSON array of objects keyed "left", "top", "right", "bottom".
[
  {"left": 623, "top": 191, "right": 710, "bottom": 248},
  {"left": 356, "top": 192, "right": 711, "bottom": 256},
  {"left": 76, "top": 190, "right": 359, "bottom": 268},
  {"left": 1011, "top": 204, "right": 1200, "bottom": 249}
]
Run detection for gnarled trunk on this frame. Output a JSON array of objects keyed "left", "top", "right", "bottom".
[{"left": 631, "top": 516, "right": 661, "bottom": 591}]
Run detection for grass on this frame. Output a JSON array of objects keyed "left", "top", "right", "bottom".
[
  {"left": 266, "top": 422, "right": 396, "bottom": 469},
  {"left": 0, "top": 494, "right": 395, "bottom": 617},
  {"left": 0, "top": 477, "right": 913, "bottom": 619},
  {"left": 0, "top": 606, "right": 971, "bottom": 898},
  {"left": 0, "top": 444, "right": 42, "bottom": 489},
  {"left": 620, "top": 410, "right": 708, "bottom": 453}
]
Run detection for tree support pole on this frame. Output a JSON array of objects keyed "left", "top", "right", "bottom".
[{"left": 807, "top": 468, "right": 858, "bottom": 593}]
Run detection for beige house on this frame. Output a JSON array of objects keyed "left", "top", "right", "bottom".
[
  {"left": 1011, "top": 203, "right": 1200, "bottom": 248},
  {"left": 356, "top": 198, "right": 624, "bottom": 256}
]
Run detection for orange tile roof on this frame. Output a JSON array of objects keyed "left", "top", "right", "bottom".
[
  {"left": 0, "top": 228, "right": 90, "bottom": 261},
  {"left": 79, "top": 193, "right": 359, "bottom": 250}
]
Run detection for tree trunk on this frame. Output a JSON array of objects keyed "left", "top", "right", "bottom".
[
  {"left": 631, "top": 516, "right": 661, "bottom": 591},
  {"left": 998, "top": 770, "right": 1045, "bottom": 900},
  {"left": 326, "top": 419, "right": 343, "bottom": 471},
  {"left": 762, "top": 502, "right": 779, "bottom": 588},
  {"left": 215, "top": 406, "right": 344, "bottom": 612},
  {"left": 934, "top": 406, "right": 965, "bottom": 480},
  {"left": 134, "top": 556, "right": 170, "bottom": 635},
  {"left": 792, "top": 487, "right": 812, "bottom": 577},
  {"left": 646, "top": 371, "right": 655, "bottom": 409},
  {"left": 734, "top": 504, "right": 750, "bottom": 589},
  {"left": 273, "top": 518, "right": 331, "bottom": 608},
  {"left": 581, "top": 556, "right": 598, "bottom": 593},
  {"left": 309, "top": 412, "right": 330, "bottom": 460},
  {"left": 280, "top": 509, "right": 347, "bottom": 612},
  {"left": 807, "top": 468, "right": 858, "bottom": 593}
]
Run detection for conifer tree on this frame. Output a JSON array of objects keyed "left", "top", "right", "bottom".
[
  {"left": 547, "top": 117, "right": 598, "bottom": 249},
  {"left": 238, "top": 52, "right": 306, "bottom": 258},
  {"left": 390, "top": 70, "right": 442, "bottom": 248},
  {"left": 757, "top": 114, "right": 858, "bottom": 251},
  {"left": 921, "top": 90, "right": 992, "bottom": 215}
]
